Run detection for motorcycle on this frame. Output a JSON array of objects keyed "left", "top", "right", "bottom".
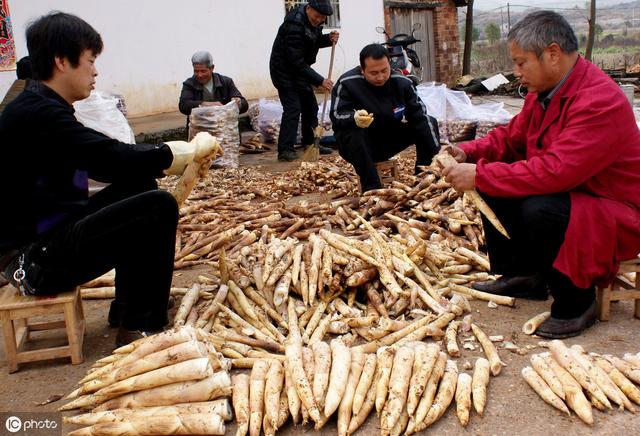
[{"left": 376, "top": 22, "right": 423, "bottom": 86}]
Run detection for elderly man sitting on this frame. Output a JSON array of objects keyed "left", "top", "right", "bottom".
[{"left": 179, "top": 50, "right": 248, "bottom": 127}]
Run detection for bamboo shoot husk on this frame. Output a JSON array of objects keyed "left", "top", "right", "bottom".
[
  {"left": 232, "top": 374, "right": 250, "bottom": 436},
  {"left": 91, "top": 372, "right": 231, "bottom": 412},
  {"left": 63, "top": 400, "right": 232, "bottom": 425},
  {"left": 471, "top": 323, "right": 504, "bottom": 376},
  {"left": 522, "top": 312, "right": 551, "bottom": 335},
  {"left": 68, "top": 413, "right": 225, "bottom": 436}
]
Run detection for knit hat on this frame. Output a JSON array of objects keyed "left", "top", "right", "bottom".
[{"left": 308, "top": 0, "right": 333, "bottom": 16}]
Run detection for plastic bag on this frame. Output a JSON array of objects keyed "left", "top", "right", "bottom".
[
  {"left": 188, "top": 101, "right": 239, "bottom": 168},
  {"left": 416, "top": 83, "right": 449, "bottom": 144},
  {"left": 248, "top": 98, "right": 302, "bottom": 143},
  {"left": 73, "top": 91, "right": 135, "bottom": 144},
  {"left": 248, "top": 98, "right": 283, "bottom": 143}
]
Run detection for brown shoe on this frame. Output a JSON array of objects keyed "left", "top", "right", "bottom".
[
  {"left": 535, "top": 301, "right": 597, "bottom": 339},
  {"left": 115, "top": 327, "right": 163, "bottom": 347}
]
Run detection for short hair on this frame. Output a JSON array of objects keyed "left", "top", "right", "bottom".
[
  {"left": 16, "top": 56, "right": 32, "bottom": 80},
  {"left": 26, "top": 11, "right": 103, "bottom": 81},
  {"left": 359, "top": 44, "right": 390, "bottom": 69},
  {"left": 191, "top": 51, "right": 213, "bottom": 68},
  {"left": 508, "top": 10, "right": 578, "bottom": 58}
]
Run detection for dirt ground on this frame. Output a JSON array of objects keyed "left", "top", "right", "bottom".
[{"left": 2, "top": 96, "right": 640, "bottom": 435}]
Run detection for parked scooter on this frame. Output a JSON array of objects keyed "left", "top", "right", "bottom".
[{"left": 376, "top": 22, "right": 423, "bottom": 86}]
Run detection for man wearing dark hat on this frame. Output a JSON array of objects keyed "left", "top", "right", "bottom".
[{"left": 270, "top": 0, "right": 339, "bottom": 161}]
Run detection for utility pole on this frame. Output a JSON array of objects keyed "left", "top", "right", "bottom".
[
  {"left": 500, "top": 6, "right": 504, "bottom": 38},
  {"left": 507, "top": 3, "right": 511, "bottom": 34},
  {"left": 585, "top": 0, "right": 596, "bottom": 61},
  {"left": 462, "top": 0, "right": 474, "bottom": 75}
]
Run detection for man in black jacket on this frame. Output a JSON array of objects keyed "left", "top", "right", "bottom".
[
  {"left": 330, "top": 44, "right": 440, "bottom": 192},
  {"left": 178, "top": 50, "right": 248, "bottom": 128},
  {"left": 0, "top": 12, "right": 215, "bottom": 346},
  {"left": 270, "top": 0, "right": 339, "bottom": 161}
]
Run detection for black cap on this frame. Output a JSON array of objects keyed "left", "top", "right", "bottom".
[{"left": 308, "top": 0, "right": 333, "bottom": 16}]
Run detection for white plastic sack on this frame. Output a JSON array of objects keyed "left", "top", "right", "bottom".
[
  {"left": 416, "top": 83, "right": 447, "bottom": 121},
  {"left": 73, "top": 91, "right": 135, "bottom": 144},
  {"left": 189, "top": 101, "right": 239, "bottom": 168},
  {"left": 248, "top": 98, "right": 303, "bottom": 144}
]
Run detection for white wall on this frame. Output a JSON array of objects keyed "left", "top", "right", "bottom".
[{"left": 0, "top": 0, "right": 384, "bottom": 117}]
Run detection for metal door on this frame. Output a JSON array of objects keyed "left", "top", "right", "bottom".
[{"left": 389, "top": 7, "right": 436, "bottom": 82}]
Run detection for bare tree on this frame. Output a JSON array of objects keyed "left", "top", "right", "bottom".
[
  {"left": 585, "top": 0, "right": 596, "bottom": 61},
  {"left": 462, "top": 0, "right": 474, "bottom": 75}
]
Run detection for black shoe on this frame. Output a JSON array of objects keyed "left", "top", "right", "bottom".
[
  {"left": 472, "top": 274, "right": 548, "bottom": 300},
  {"left": 108, "top": 296, "right": 175, "bottom": 328},
  {"left": 115, "top": 327, "right": 164, "bottom": 347},
  {"left": 278, "top": 150, "right": 298, "bottom": 162},
  {"left": 319, "top": 145, "right": 333, "bottom": 155},
  {"left": 535, "top": 301, "right": 597, "bottom": 339}
]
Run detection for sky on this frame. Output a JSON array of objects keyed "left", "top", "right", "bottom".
[{"left": 474, "top": 0, "right": 630, "bottom": 11}]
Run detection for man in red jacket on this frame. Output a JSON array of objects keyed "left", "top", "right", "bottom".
[{"left": 443, "top": 10, "right": 640, "bottom": 338}]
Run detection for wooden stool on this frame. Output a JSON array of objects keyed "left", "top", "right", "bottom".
[
  {"left": 359, "top": 159, "right": 400, "bottom": 192},
  {"left": 0, "top": 285, "right": 85, "bottom": 373},
  {"left": 596, "top": 257, "right": 640, "bottom": 321}
]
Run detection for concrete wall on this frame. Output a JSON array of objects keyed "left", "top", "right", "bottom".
[{"left": 0, "top": 0, "right": 384, "bottom": 117}]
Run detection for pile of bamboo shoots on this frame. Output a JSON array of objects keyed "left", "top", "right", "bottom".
[
  {"left": 60, "top": 326, "right": 233, "bottom": 436},
  {"left": 523, "top": 340, "right": 640, "bottom": 425}
]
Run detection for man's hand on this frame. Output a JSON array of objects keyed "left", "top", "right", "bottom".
[
  {"left": 232, "top": 97, "right": 241, "bottom": 108},
  {"left": 329, "top": 31, "right": 339, "bottom": 44},
  {"left": 441, "top": 145, "right": 467, "bottom": 163},
  {"left": 354, "top": 110, "right": 374, "bottom": 128},
  {"left": 442, "top": 161, "right": 477, "bottom": 192},
  {"left": 321, "top": 78, "right": 333, "bottom": 91},
  {"left": 201, "top": 101, "right": 222, "bottom": 107}
]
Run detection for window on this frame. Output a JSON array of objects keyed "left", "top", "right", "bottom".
[{"left": 285, "top": 0, "right": 341, "bottom": 28}]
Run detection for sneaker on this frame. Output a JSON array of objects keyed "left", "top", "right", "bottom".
[
  {"left": 115, "top": 327, "right": 164, "bottom": 347},
  {"left": 278, "top": 150, "right": 298, "bottom": 162}
]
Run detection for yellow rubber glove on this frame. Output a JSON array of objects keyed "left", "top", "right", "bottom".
[
  {"left": 354, "top": 109, "right": 374, "bottom": 128},
  {"left": 164, "top": 140, "right": 194, "bottom": 175},
  {"left": 164, "top": 133, "right": 222, "bottom": 177}
]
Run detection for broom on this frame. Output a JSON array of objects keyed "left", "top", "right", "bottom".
[{"left": 299, "top": 41, "right": 336, "bottom": 162}]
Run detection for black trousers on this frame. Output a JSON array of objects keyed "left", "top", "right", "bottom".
[
  {"left": 482, "top": 193, "right": 594, "bottom": 317},
  {"left": 9, "top": 180, "right": 178, "bottom": 331},
  {"left": 276, "top": 83, "right": 318, "bottom": 153},
  {"left": 336, "top": 125, "right": 436, "bottom": 192}
]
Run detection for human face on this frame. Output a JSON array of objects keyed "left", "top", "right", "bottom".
[
  {"left": 306, "top": 6, "right": 327, "bottom": 27},
  {"left": 510, "top": 41, "right": 556, "bottom": 94},
  {"left": 66, "top": 49, "right": 98, "bottom": 102},
  {"left": 193, "top": 63, "right": 214, "bottom": 85},
  {"left": 361, "top": 56, "right": 391, "bottom": 87}
]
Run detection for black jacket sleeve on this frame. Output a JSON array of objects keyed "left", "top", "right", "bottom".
[
  {"left": 330, "top": 79, "right": 357, "bottom": 131},
  {"left": 284, "top": 22, "right": 324, "bottom": 86},
  {"left": 178, "top": 82, "right": 201, "bottom": 116},
  {"left": 40, "top": 103, "right": 173, "bottom": 182},
  {"left": 404, "top": 84, "right": 440, "bottom": 156},
  {"left": 319, "top": 32, "right": 332, "bottom": 48}
]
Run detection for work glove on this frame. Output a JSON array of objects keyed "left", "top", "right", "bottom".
[
  {"left": 164, "top": 132, "right": 223, "bottom": 177},
  {"left": 354, "top": 109, "right": 374, "bottom": 128}
]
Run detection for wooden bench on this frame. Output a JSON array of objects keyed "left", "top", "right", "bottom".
[
  {"left": 0, "top": 285, "right": 85, "bottom": 373},
  {"left": 596, "top": 257, "right": 640, "bottom": 321},
  {"left": 359, "top": 159, "right": 400, "bottom": 192}
]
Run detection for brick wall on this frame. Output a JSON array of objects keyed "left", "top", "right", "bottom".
[{"left": 383, "top": 1, "right": 461, "bottom": 85}]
